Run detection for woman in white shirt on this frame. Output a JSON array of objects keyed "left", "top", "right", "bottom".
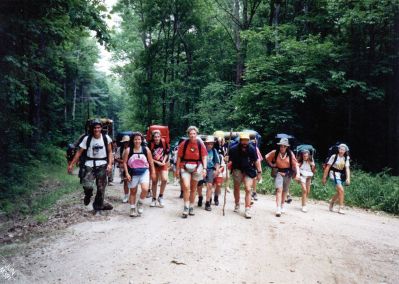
[{"left": 322, "top": 144, "right": 351, "bottom": 214}]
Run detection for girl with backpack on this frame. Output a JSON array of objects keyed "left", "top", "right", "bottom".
[
  {"left": 297, "top": 149, "right": 316, "bottom": 213},
  {"left": 265, "top": 138, "right": 300, "bottom": 217},
  {"left": 123, "top": 132, "right": 156, "bottom": 217},
  {"left": 322, "top": 144, "right": 350, "bottom": 214}
]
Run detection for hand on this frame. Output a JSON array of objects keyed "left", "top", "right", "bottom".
[
  {"left": 257, "top": 172, "right": 262, "bottom": 181},
  {"left": 202, "top": 169, "right": 207, "bottom": 178},
  {"left": 126, "top": 174, "right": 132, "bottom": 182},
  {"left": 214, "top": 170, "right": 219, "bottom": 177},
  {"left": 175, "top": 170, "right": 180, "bottom": 178},
  {"left": 345, "top": 179, "right": 350, "bottom": 186},
  {"left": 322, "top": 177, "right": 327, "bottom": 186},
  {"left": 294, "top": 175, "right": 300, "bottom": 182},
  {"left": 67, "top": 164, "right": 73, "bottom": 174},
  {"left": 107, "top": 164, "right": 112, "bottom": 173}
]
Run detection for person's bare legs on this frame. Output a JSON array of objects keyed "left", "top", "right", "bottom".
[{"left": 244, "top": 177, "right": 252, "bottom": 208}]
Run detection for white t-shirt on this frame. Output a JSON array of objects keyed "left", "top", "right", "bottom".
[
  {"left": 299, "top": 161, "right": 314, "bottom": 177},
  {"left": 79, "top": 134, "right": 112, "bottom": 167},
  {"left": 327, "top": 154, "right": 350, "bottom": 180}
]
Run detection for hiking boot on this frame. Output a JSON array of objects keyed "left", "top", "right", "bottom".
[
  {"left": 122, "top": 194, "right": 129, "bottom": 203},
  {"left": 130, "top": 207, "right": 138, "bottom": 217},
  {"left": 179, "top": 190, "right": 183, "bottom": 198},
  {"left": 189, "top": 207, "right": 195, "bottom": 216},
  {"left": 205, "top": 201, "right": 211, "bottom": 211},
  {"left": 157, "top": 196, "right": 164, "bottom": 208},
  {"left": 301, "top": 206, "right": 308, "bottom": 213},
  {"left": 245, "top": 208, "right": 252, "bottom": 219},
  {"left": 137, "top": 200, "right": 144, "bottom": 215},
  {"left": 182, "top": 206, "right": 189, "bottom": 218},
  {"left": 197, "top": 196, "right": 203, "bottom": 207},
  {"left": 102, "top": 202, "right": 113, "bottom": 210},
  {"left": 214, "top": 195, "right": 219, "bottom": 206},
  {"left": 338, "top": 207, "right": 345, "bottom": 215},
  {"left": 252, "top": 192, "right": 258, "bottom": 201},
  {"left": 150, "top": 198, "right": 157, "bottom": 207},
  {"left": 276, "top": 207, "right": 281, "bottom": 217},
  {"left": 84, "top": 194, "right": 91, "bottom": 206},
  {"left": 286, "top": 195, "right": 292, "bottom": 204},
  {"left": 234, "top": 204, "right": 240, "bottom": 213}
]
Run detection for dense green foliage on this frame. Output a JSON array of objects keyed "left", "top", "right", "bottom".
[{"left": 113, "top": 0, "right": 399, "bottom": 174}]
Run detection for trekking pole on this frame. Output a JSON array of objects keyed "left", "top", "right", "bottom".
[{"left": 223, "top": 129, "right": 233, "bottom": 216}]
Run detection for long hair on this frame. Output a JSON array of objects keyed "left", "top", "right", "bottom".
[{"left": 298, "top": 151, "right": 313, "bottom": 165}]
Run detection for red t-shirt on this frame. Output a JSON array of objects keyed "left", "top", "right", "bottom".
[{"left": 177, "top": 139, "right": 207, "bottom": 167}]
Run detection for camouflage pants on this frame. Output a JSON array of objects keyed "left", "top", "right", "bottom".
[{"left": 82, "top": 165, "right": 108, "bottom": 210}]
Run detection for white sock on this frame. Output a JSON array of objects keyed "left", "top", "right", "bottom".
[
  {"left": 184, "top": 201, "right": 189, "bottom": 208},
  {"left": 130, "top": 204, "right": 136, "bottom": 209},
  {"left": 189, "top": 203, "right": 195, "bottom": 208},
  {"left": 140, "top": 197, "right": 145, "bottom": 203}
]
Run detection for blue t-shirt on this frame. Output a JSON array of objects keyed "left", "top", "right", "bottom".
[
  {"left": 207, "top": 148, "right": 220, "bottom": 169},
  {"left": 229, "top": 143, "right": 258, "bottom": 170}
]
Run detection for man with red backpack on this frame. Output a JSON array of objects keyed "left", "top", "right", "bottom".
[
  {"left": 67, "top": 119, "right": 114, "bottom": 213},
  {"left": 149, "top": 129, "right": 170, "bottom": 208},
  {"left": 175, "top": 126, "right": 207, "bottom": 218}
]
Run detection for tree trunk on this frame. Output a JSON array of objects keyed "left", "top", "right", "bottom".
[
  {"left": 72, "top": 79, "right": 77, "bottom": 121},
  {"left": 64, "top": 80, "right": 67, "bottom": 125},
  {"left": 233, "top": 0, "right": 242, "bottom": 86}
]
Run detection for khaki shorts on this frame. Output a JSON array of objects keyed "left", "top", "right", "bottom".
[
  {"left": 232, "top": 169, "right": 254, "bottom": 185},
  {"left": 180, "top": 164, "right": 204, "bottom": 182},
  {"left": 275, "top": 172, "right": 292, "bottom": 192}
]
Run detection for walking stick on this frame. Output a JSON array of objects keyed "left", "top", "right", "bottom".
[{"left": 222, "top": 129, "right": 233, "bottom": 216}]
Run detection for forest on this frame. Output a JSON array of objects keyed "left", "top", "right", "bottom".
[{"left": 0, "top": 0, "right": 398, "bottom": 213}]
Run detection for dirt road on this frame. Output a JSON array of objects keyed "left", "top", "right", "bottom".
[{"left": 3, "top": 176, "right": 399, "bottom": 284}]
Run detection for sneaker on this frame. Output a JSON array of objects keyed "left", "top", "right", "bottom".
[
  {"left": 329, "top": 201, "right": 334, "bottom": 212},
  {"left": 276, "top": 207, "right": 281, "bottom": 217},
  {"left": 205, "top": 201, "right": 211, "bottom": 211},
  {"left": 102, "top": 202, "right": 113, "bottom": 210},
  {"left": 108, "top": 182, "right": 114, "bottom": 186},
  {"left": 137, "top": 200, "right": 144, "bottom": 215},
  {"left": 179, "top": 191, "right": 183, "bottom": 198},
  {"left": 252, "top": 192, "right": 258, "bottom": 201},
  {"left": 234, "top": 204, "right": 240, "bottom": 213},
  {"left": 150, "top": 198, "right": 157, "bottom": 207},
  {"left": 182, "top": 206, "right": 189, "bottom": 218},
  {"left": 214, "top": 195, "right": 219, "bottom": 206},
  {"left": 122, "top": 195, "right": 129, "bottom": 203},
  {"left": 189, "top": 207, "right": 195, "bottom": 216},
  {"left": 245, "top": 208, "right": 252, "bottom": 219},
  {"left": 286, "top": 195, "right": 292, "bottom": 204},
  {"left": 130, "top": 207, "right": 138, "bottom": 217},
  {"left": 338, "top": 207, "right": 345, "bottom": 215},
  {"left": 84, "top": 194, "right": 91, "bottom": 206},
  {"left": 157, "top": 196, "right": 164, "bottom": 208},
  {"left": 197, "top": 196, "right": 203, "bottom": 207},
  {"left": 281, "top": 207, "right": 286, "bottom": 214},
  {"left": 301, "top": 206, "right": 308, "bottom": 213}
]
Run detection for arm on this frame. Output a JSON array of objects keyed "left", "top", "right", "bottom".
[
  {"left": 123, "top": 147, "right": 131, "bottom": 181},
  {"left": 345, "top": 166, "right": 351, "bottom": 185},
  {"left": 146, "top": 147, "right": 156, "bottom": 180},
  {"left": 107, "top": 143, "right": 113, "bottom": 173},
  {"left": 322, "top": 164, "right": 331, "bottom": 185},
  {"left": 67, "top": 148, "right": 84, "bottom": 173},
  {"left": 202, "top": 155, "right": 207, "bottom": 178},
  {"left": 175, "top": 156, "right": 181, "bottom": 177}
]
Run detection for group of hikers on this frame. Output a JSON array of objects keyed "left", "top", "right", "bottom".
[{"left": 67, "top": 119, "right": 351, "bottom": 219}]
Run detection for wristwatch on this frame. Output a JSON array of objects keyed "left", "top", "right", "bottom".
[{"left": 257, "top": 170, "right": 262, "bottom": 174}]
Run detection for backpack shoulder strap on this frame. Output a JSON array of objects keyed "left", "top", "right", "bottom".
[
  {"left": 102, "top": 134, "right": 109, "bottom": 158},
  {"left": 288, "top": 149, "right": 292, "bottom": 169},
  {"left": 182, "top": 139, "right": 190, "bottom": 161},
  {"left": 142, "top": 145, "right": 148, "bottom": 157},
  {"left": 272, "top": 149, "right": 279, "bottom": 164},
  {"left": 86, "top": 135, "right": 92, "bottom": 157},
  {"left": 198, "top": 140, "right": 202, "bottom": 162}
]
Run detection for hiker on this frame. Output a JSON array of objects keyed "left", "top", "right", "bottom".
[
  {"left": 265, "top": 138, "right": 300, "bottom": 217},
  {"left": 175, "top": 126, "right": 207, "bottom": 218},
  {"left": 251, "top": 139, "right": 263, "bottom": 202},
  {"left": 213, "top": 152, "right": 226, "bottom": 206},
  {"left": 116, "top": 135, "right": 130, "bottom": 203},
  {"left": 149, "top": 129, "right": 170, "bottom": 208},
  {"left": 67, "top": 119, "right": 114, "bottom": 213},
  {"left": 228, "top": 133, "right": 262, "bottom": 219},
  {"left": 198, "top": 136, "right": 220, "bottom": 211},
  {"left": 297, "top": 149, "right": 316, "bottom": 212},
  {"left": 322, "top": 144, "right": 351, "bottom": 214},
  {"left": 123, "top": 132, "right": 156, "bottom": 217},
  {"left": 107, "top": 140, "right": 117, "bottom": 186}
]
